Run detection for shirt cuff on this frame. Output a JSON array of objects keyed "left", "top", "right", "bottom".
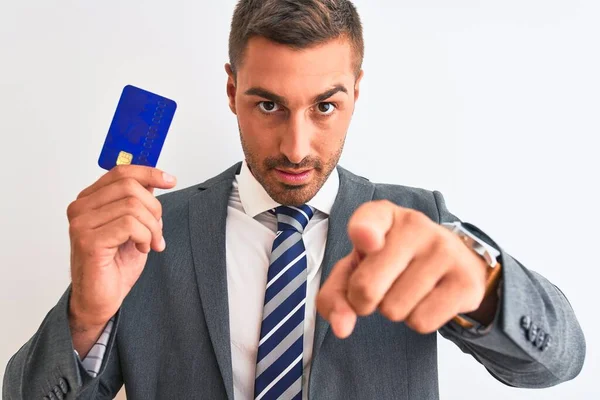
[{"left": 73, "top": 316, "right": 115, "bottom": 378}]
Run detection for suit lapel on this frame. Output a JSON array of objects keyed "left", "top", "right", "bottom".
[
  {"left": 188, "top": 163, "right": 241, "bottom": 400},
  {"left": 311, "top": 167, "right": 375, "bottom": 361}
]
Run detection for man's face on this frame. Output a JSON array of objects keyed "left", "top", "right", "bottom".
[{"left": 226, "top": 36, "right": 363, "bottom": 206}]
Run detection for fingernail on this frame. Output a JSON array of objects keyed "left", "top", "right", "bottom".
[
  {"left": 163, "top": 172, "right": 175, "bottom": 183},
  {"left": 160, "top": 236, "right": 166, "bottom": 251},
  {"left": 159, "top": 217, "right": 163, "bottom": 228}
]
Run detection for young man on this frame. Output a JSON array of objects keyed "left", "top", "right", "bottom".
[{"left": 3, "top": 1, "right": 585, "bottom": 399}]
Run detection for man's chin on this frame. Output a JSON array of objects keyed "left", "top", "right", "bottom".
[{"left": 266, "top": 181, "right": 319, "bottom": 207}]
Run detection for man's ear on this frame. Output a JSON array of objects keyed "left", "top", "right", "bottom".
[
  {"left": 225, "top": 63, "right": 237, "bottom": 115},
  {"left": 354, "top": 69, "right": 364, "bottom": 103}
]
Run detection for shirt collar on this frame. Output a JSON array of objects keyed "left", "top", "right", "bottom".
[{"left": 236, "top": 160, "right": 339, "bottom": 218}]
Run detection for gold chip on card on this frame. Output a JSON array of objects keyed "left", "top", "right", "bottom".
[{"left": 116, "top": 151, "right": 133, "bottom": 165}]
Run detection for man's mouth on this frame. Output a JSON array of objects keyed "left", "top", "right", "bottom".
[{"left": 273, "top": 168, "right": 313, "bottom": 185}]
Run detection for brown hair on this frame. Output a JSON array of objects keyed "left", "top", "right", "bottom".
[{"left": 228, "top": 0, "right": 364, "bottom": 78}]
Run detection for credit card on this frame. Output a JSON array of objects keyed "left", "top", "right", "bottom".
[{"left": 98, "top": 85, "right": 177, "bottom": 170}]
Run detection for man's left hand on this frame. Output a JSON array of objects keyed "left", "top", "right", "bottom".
[{"left": 316, "top": 200, "right": 491, "bottom": 338}]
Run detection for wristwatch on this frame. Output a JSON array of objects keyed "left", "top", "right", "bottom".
[{"left": 442, "top": 221, "right": 502, "bottom": 329}]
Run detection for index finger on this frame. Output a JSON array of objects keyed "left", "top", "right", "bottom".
[
  {"left": 316, "top": 251, "right": 359, "bottom": 339},
  {"left": 78, "top": 165, "right": 176, "bottom": 199}
]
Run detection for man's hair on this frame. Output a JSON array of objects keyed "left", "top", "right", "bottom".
[{"left": 228, "top": 0, "right": 364, "bottom": 78}]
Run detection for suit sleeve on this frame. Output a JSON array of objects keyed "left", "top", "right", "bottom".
[
  {"left": 432, "top": 190, "right": 586, "bottom": 388},
  {"left": 2, "top": 286, "right": 123, "bottom": 399}
]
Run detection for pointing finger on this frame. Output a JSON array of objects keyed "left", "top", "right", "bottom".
[{"left": 316, "top": 251, "right": 359, "bottom": 339}]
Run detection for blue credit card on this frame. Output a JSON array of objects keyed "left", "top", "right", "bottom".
[{"left": 98, "top": 85, "right": 177, "bottom": 170}]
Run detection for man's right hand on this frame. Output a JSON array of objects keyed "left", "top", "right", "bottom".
[{"left": 66, "top": 165, "right": 177, "bottom": 357}]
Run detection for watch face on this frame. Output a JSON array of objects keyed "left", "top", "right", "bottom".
[
  {"left": 451, "top": 224, "right": 499, "bottom": 268},
  {"left": 442, "top": 222, "right": 461, "bottom": 232}
]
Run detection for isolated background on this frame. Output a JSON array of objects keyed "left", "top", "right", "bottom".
[{"left": 1, "top": 0, "right": 598, "bottom": 398}]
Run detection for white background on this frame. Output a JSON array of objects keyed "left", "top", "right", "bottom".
[{"left": 1, "top": 0, "right": 598, "bottom": 398}]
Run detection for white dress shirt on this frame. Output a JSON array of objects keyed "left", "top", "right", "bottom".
[{"left": 226, "top": 161, "right": 339, "bottom": 399}]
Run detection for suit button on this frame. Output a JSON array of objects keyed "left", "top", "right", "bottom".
[
  {"left": 528, "top": 324, "right": 539, "bottom": 342},
  {"left": 520, "top": 316, "right": 531, "bottom": 330},
  {"left": 53, "top": 386, "right": 64, "bottom": 400},
  {"left": 534, "top": 331, "right": 546, "bottom": 348},
  {"left": 58, "top": 378, "right": 69, "bottom": 394},
  {"left": 541, "top": 334, "right": 552, "bottom": 351}
]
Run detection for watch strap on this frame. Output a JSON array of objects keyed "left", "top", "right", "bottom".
[{"left": 452, "top": 261, "right": 502, "bottom": 329}]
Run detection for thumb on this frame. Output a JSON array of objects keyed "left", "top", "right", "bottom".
[{"left": 347, "top": 201, "right": 396, "bottom": 257}]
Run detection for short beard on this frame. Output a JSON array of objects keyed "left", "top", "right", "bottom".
[{"left": 239, "top": 125, "right": 344, "bottom": 206}]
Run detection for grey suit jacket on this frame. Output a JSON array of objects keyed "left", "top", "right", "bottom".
[{"left": 3, "top": 163, "right": 586, "bottom": 399}]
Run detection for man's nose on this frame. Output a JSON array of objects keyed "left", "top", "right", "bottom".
[{"left": 279, "top": 112, "right": 312, "bottom": 165}]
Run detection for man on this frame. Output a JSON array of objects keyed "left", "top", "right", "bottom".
[{"left": 3, "top": 0, "right": 585, "bottom": 399}]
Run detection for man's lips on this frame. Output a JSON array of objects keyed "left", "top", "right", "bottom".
[
  {"left": 276, "top": 168, "right": 311, "bottom": 174},
  {"left": 274, "top": 168, "right": 313, "bottom": 184}
]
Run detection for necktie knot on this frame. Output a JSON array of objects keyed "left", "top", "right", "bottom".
[{"left": 275, "top": 205, "right": 315, "bottom": 234}]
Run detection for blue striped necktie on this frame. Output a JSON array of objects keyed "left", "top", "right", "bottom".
[{"left": 254, "top": 205, "right": 315, "bottom": 400}]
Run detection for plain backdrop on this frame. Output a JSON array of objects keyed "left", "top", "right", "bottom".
[{"left": 1, "top": 0, "right": 598, "bottom": 399}]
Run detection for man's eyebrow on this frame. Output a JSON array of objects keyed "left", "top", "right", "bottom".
[
  {"left": 244, "top": 84, "right": 349, "bottom": 106},
  {"left": 244, "top": 87, "right": 288, "bottom": 106},
  {"left": 313, "top": 85, "right": 348, "bottom": 103}
]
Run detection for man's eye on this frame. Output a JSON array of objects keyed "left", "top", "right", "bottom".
[
  {"left": 258, "top": 101, "right": 281, "bottom": 113},
  {"left": 316, "top": 102, "right": 336, "bottom": 115}
]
